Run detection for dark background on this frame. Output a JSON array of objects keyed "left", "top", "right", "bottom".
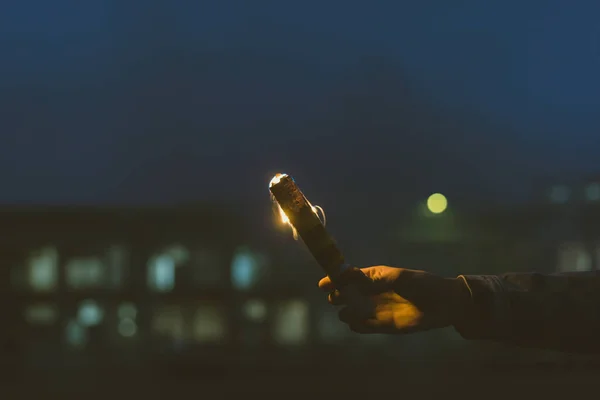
[{"left": 2, "top": 0, "right": 600, "bottom": 397}]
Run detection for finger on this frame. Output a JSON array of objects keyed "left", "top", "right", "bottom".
[
  {"left": 318, "top": 276, "right": 335, "bottom": 292},
  {"left": 327, "top": 290, "right": 345, "bottom": 305}
]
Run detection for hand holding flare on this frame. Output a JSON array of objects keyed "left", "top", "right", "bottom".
[
  {"left": 269, "top": 173, "right": 473, "bottom": 336},
  {"left": 269, "top": 173, "right": 372, "bottom": 316}
]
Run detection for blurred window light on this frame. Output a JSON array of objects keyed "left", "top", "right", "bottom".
[
  {"left": 426, "top": 193, "right": 448, "bottom": 214},
  {"left": 118, "top": 318, "right": 137, "bottom": 338},
  {"left": 118, "top": 302, "right": 138, "bottom": 320},
  {"left": 231, "top": 247, "right": 268, "bottom": 290},
  {"left": 558, "top": 242, "right": 592, "bottom": 272},
  {"left": 77, "top": 299, "right": 104, "bottom": 327},
  {"left": 27, "top": 246, "right": 59, "bottom": 292},
  {"left": 585, "top": 183, "right": 600, "bottom": 202},
  {"left": 165, "top": 244, "right": 190, "bottom": 265},
  {"left": 66, "top": 319, "right": 87, "bottom": 348},
  {"left": 152, "top": 306, "right": 185, "bottom": 340},
  {"left": 148, "top": 254, "right": 176, "bottom": 292},
  {"left": 106, "top": 245, "right": 128, "bottom": 288},
  {"left": 66, "top": 257, "right": 105, "bottom": 289},
  {"left": 193, "top": 304, "right": 226, "bottom": 343},
  {"left": 147, "top": 245, "right": 189, "bottom": 292},
  {"left": 273, "top": 299, "right": 309, "bottom": 345},
  {"left": 117, "top": 302, "right": 138, "bottom": 338},
  {"left": 549, "top": 185, "right": 570, "bottom": 204},
  {"left": 243, "top": 299, "right": 267, "bottom": 322},
  {"left": 24, "top": 303, "right": 58, "bottom": 325}
]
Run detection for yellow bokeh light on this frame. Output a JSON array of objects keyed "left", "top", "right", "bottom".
[{"left": 427, "top": 193, "right": 447, "bottom": 214}]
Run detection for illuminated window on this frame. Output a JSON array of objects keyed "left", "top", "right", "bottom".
[
  {"left": 106, "top": 245, "right": 128, "bottom": 288},
  {"left": 273, "top": 299, "right": 309, "bottom": 345},
  {"left": 167, "top": 244, "right": 190, "bottom": 264},
  {"left": 148, "top": 254, "right": 175, "bottom": 292},
  {"left": 66, "top": 319, "right": 87, "bottom": 348},
  {"left": 147, "top": 245, "right": 190, "bottom": 292},
  {"left": 118, "top": 318, "right": 137, "bottom": 337},
  {"left": 27, "top": 247, "right": 59, "bottom": 292},
  {"left": 152, "top": 306, "right": 185, "bottom": 340},
  {"left": 77, "top": 300, "right": 104, "bottom": 327},
  {"left": 24, "top": 303, "right": 58, "bottom": 325},
  {"left": 117, "top": 302, "right": 138, "bottom": 338},
  {"left": 66, "top": 257, "right": 105, "bottom": 289},
  {"left": 243, "top": 299, "right": 267, "bottom": 322},
  {"left": 192, "top": 304, "right": 226, "bottom": 343},
  {"left": 558, "top": 242, "right": 592, "bottom": 272},
  {"left": 231, "top": 247, "right": 268, "bottom": 290},
  {"left": 118, "top": 302, "right": 137, "bottom": 319},
  {"left": 240, "top": 299, "right": 267, "bottom": 347},
  {"left": 585, "top": 183, "right": 600, "bottom": 202},
  {"left": 549, "top": 185, "right": 570, "bottom": 204}
]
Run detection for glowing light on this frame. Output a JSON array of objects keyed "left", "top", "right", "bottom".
[
  {"left": 118, "top": 302, "right": 137, "bottom": 319},
  {"left": 244, "top": 299, "right": 267, "bottom": 322},
  {"left": 427, "top": 193, "right": 448, "bottom": 214},
  {"left": 65, "top": 257, "right": 104, "bottom": 289},
  {"left": 269, "top": 173, "right": 288, "bottom": 188},
  {"left": 77, "top": 299, "right": 104, "bottom": 326},
  {"left": 231, "top": 249, "right": 259, "bottom": 290},
  {"left": 277, "top": 203, "right": 291, "bottom": 225},
  {"left": 269, "top": 173, "right": 326, "bottom": 240},
  {"left": 28, "top": 247, "right": 59, "bottom": 292},
  {"left": 273, "top": 299, "right": 309, "bottom": 345},
  {"left": 147, "top": 254, "right": 175, "bottom": 292},
  {"left": 118, "top": 318, "right": 137, "bottom": 337},
  {"left": 193, "top": 305, "right": 226, "bottom": 343},
  {"left": 24, "top": 303, "right": 58, "bottom": 325}
]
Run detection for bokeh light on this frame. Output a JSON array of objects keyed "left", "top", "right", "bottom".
[{"left": 427, "top": 193, "right": 448, "bottom": 214}]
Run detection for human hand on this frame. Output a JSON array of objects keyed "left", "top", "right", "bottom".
[{"left": 318, "top": 266, "right": 469, "bottom": 334}]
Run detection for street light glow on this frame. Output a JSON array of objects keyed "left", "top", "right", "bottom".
[{"left": 427, "top": 193, "right": 447, "bottom": 214}]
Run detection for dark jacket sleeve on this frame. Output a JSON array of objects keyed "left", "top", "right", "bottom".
[{"left": 453, "top": 271, "right": 600, "bottom": 353}]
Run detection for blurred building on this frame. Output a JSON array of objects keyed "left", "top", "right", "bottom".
[
  {"left": 4, "top": 180, "right": 600, "bottom": 376},
  {"left": 0, "top": 205, "right": 384, "bottom": 375},
  {"left": 0, "top": 205, "right": 249, "bottom": 371}
]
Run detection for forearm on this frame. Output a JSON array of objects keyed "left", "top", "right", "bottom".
[{"left": 452, "top": 271, "right": 600, "bottom": 353}]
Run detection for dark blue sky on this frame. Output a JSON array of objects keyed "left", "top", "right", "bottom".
[{"left": 1, "top": 0, "right": 599, "bottom": 208}]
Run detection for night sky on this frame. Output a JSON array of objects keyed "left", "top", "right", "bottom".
[{"left": 1, "top": 0, "right": 599, "bottom": 210}]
